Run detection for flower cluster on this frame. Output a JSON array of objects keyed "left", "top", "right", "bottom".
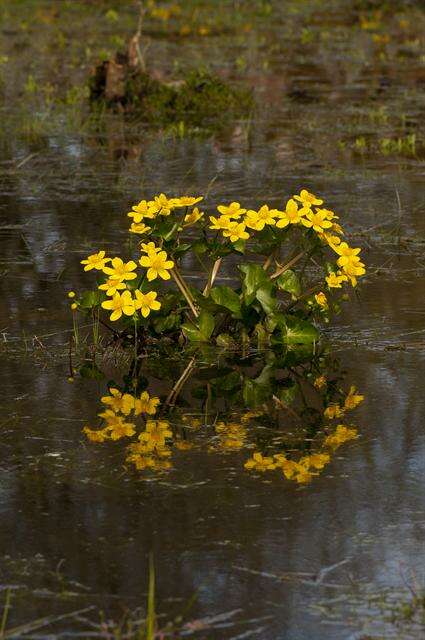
[{"left": 70, "top": 187, "right": 366, "bottom": 347}]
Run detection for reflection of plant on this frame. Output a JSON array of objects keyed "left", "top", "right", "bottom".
[
  {"left": 70, "top": 189, "right": 366, "bottom": 349},
  {"left": 81, "top": 346, "right": 364, "bottom": 485}
]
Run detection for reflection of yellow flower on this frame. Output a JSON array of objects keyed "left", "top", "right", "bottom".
[
  {"left": 139, "top": 419, "right": 172, "bottom": 449},
  {"left": 324, "top": 424, "right": 358, "bottom": 449},
  {"left": 139, "top": 250, "right": 174, "bottom": 281},
  {"left": 302, "top": 453, "right": 330, "bottom": 470},
  {"left": 101, "top": 388, "right": 135, "bottom": 415},
  {"left": 215, "top": 421, "right": 247, "bottom": 451},
  {"left": 81, "top": 250, "right": 110, "bottom": 271},
  {"left": 314, "top": 375, "right": 326, "bottom": 389},
  {"left": 344, "top": 386, "right": 364, "bottom": 410},
  {"left": 244, "top": 452, "right": 276, "bottom": 471},
  {"left": 98, "top": 410, "right": 136, "bottom": 440},
  {"left": 324, "top": 403, "right": 344, "bottom": 419},
  {"left": 293, "top": 189, "right": 323, "bottom": 207},
  {"left": 175, "top": 440, "right": 193, "bottom": 451},
  {"left": 127, "top": 454, "right": 157, "bottom": 470},
  {"left": 101, "top": 290, "right": 135, "bottom": 321},
  {"left": 83, "top": 426, "right": 109, "bottom": 443},
  {"left": 134, "top": 290, "right": 161, "bottom": 317},
  {"left": 134, "top": 391, "right": 160, "bottom": 416}
]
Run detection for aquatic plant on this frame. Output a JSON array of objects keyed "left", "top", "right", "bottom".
[{"left": 70, "top": 189, "right": 366, "bottom": 349}]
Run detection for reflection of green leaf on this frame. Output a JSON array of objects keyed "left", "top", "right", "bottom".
[
  {"left": 243, "top": 379, "right": 271, "bottom": 406},
  {"left": 216, "top": 333, "right": 237, "bottom": 348},
  {"left": 256, "top": 284, "right": 276, "bottom": 314},
  {"left": 279, "top": 316, "right": 319, "bottom": 344},
  {"left": 210, "top": 286, "right": 241, "bottom": 317},
  {"left": 276, "top": 270, "right": 301, "bottom": 297},
  {"left": 153, "top": 314, "right": 181, "bottom": 333},
  {"left": 239, "top": 264, "right": 269, "bottom": 305},
  {"left": 79, "top": 362, "right": 104, "bottom": 380},
  {"left": 80, "top": 289, "right": 105, "bottom": 309},
  {"left": 278, "top": 382, "right": 298, "bottom": 405}
]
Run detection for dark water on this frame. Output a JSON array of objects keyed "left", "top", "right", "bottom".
[{"left": 1, "top": 1, "right": 425, "bottom": 638}]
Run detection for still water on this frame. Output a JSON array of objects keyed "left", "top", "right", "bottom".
[{"left": 1, "top": 1, "right": 425, "bottom": 637}]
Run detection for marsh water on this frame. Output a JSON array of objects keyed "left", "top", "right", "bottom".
[{"left": 1, "top": 1, "right": 425, "bottom": 638}]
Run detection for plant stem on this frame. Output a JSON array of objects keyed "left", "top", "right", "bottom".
[
  {"left": 270, "top": 250, "right": 306, "bottom": 280},
  {"left": 171, "top": 268, "right": 198, "bottom": 318},
  {"left": 203, "top": 258, "right": 222, "bottom": 296}
]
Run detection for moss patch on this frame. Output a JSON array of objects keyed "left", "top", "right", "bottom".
[{"left": 89, "top": 53, "right": 253, "bottom": 130}]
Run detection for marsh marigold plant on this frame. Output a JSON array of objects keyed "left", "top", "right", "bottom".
[{"left": 70, "top": 189, "right": 366, "bottom": 347}]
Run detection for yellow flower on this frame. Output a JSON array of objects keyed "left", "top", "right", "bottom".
[
  {"left": 134, "top": 391, "right": 160, "bottom": 415},
  {"left": 103, "top": 257, "right": 138, "bottom": 281},
  {"left": 81, "top": 250, "right": 110, "bottom": 271},
  {"left": 98, "top": 278, "right": 127, "bottom": 296},
  {"left": 134, "top": 290, "right": 161, "bottom": 317},
  {"left": 153, "top": 193, "right": 174, "bottom": 216},
  {"left": 320, "top": 232, "right": 341, "bottom": 251},
  {"left": 127, "top": 199, "right": 156, "bottom": 223},
  {"left": 344, "top": 386, "right": 364, "bottom": 410},
  {"left": 71, "top": 303, "right": 77, "bottom": 311},
  {"left": 223, "top": 221, "right": 250, "bottom": 242},
  {"left": 68, "top": 291, "right": 75, "bottom": 298},
  {"left": 314, "top": 375, "right": 326, "bottom": 389},
  {"left": 208, "top": 215, "right": 232, "bottom": 230},
  {"left": 129, "top": 222, "right": 151, "bottom": 235},
  {"left": 83, "top": 426, "right": 109, "bottom": 443},
  {"left": 184, "top": 207, "right": 204, "bottom": 225},
  {"left": 293, "top": 189, "right": 323, "bottom": 207},
  {"left": 140, "top": 242, "right": 161, "bottom": 254},
  {"left": 275, "top": 198, "right": 307, "bottom": 228},
  {"left": 101, "top": 290, "right": 135, "bottom": 321},
  {"left": 245, "top": 205, "right": 279, "bottom": 230},
  {"left": 325, "top": 272, "right": 348, "bottom": 289},
  {"left": 340, "top": 259, "right": 366, "bottom": 286},
  {"left": 315, "top": 291, "right": 328, "bottom": 309},
  {"left": 99, "top": 410, "right": 136, "bottom": 440},
  {"left": 333, "top": 242, "right": 361, "bottom": 263},
  {"left": 217, "top": 202, "right": 246, "bottom": 219},
  {"left": 139, "top": 250, "right": 174, "bottom": 281},
  {"left": 244, "top": 452, "right": 276, "bottom": 471},
  {"left": 302, "top": 209, "right": 333, "bottom": 233},
  {"left": 170, "top": 196, "right": 203, "bottom": 207},
  {"left": 324, "top": 424, "right": 358, "bottom": 449},
  {"left": 324, "top": 403, "right": 344, "bottom": 419}
]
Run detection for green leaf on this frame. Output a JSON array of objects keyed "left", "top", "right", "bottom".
[
  {"left": 243, "top": 379, "right": 271, "bottom": 407},
  {"left": 276, "top": 269, "right": 301, "bottom": 297},
  {"left": 232, "top": 239, "right": 246, "bottom": 254},
  {"left": 192, "top": 240, "right": 208, "bottom": 255},
  {"left": 210, "top": 286, "right": 242, "bottom": 317},
  {"left": 239, "top": 264, "right": 270, "bottom": 305},
  {"left": 80, "top": 289, "right": 104, "bottom": 309},
  {"left": 279, "top": 316, "right": 319, "bottom": 344},
  {"left": 182, "top": 310, "right": 215, "bottom": 342},
  {"left": 199, "top": 310, "right": 215, "bottom": 341},
  {"left": 181, "top": 323, "right": 202, "bottom": 342},
  {"left": 173, "top": 243, "right": 192, "bottom": 257},
  {"left": 153, "top": 314, "right": 181, "bottom": 333},
  {"left": 255, "top": 284, "right": 276, "bottom": 314}
]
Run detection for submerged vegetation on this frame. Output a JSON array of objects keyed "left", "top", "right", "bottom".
[{"left": 70, "top": 189, "right": 366, "bottom": 350}]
